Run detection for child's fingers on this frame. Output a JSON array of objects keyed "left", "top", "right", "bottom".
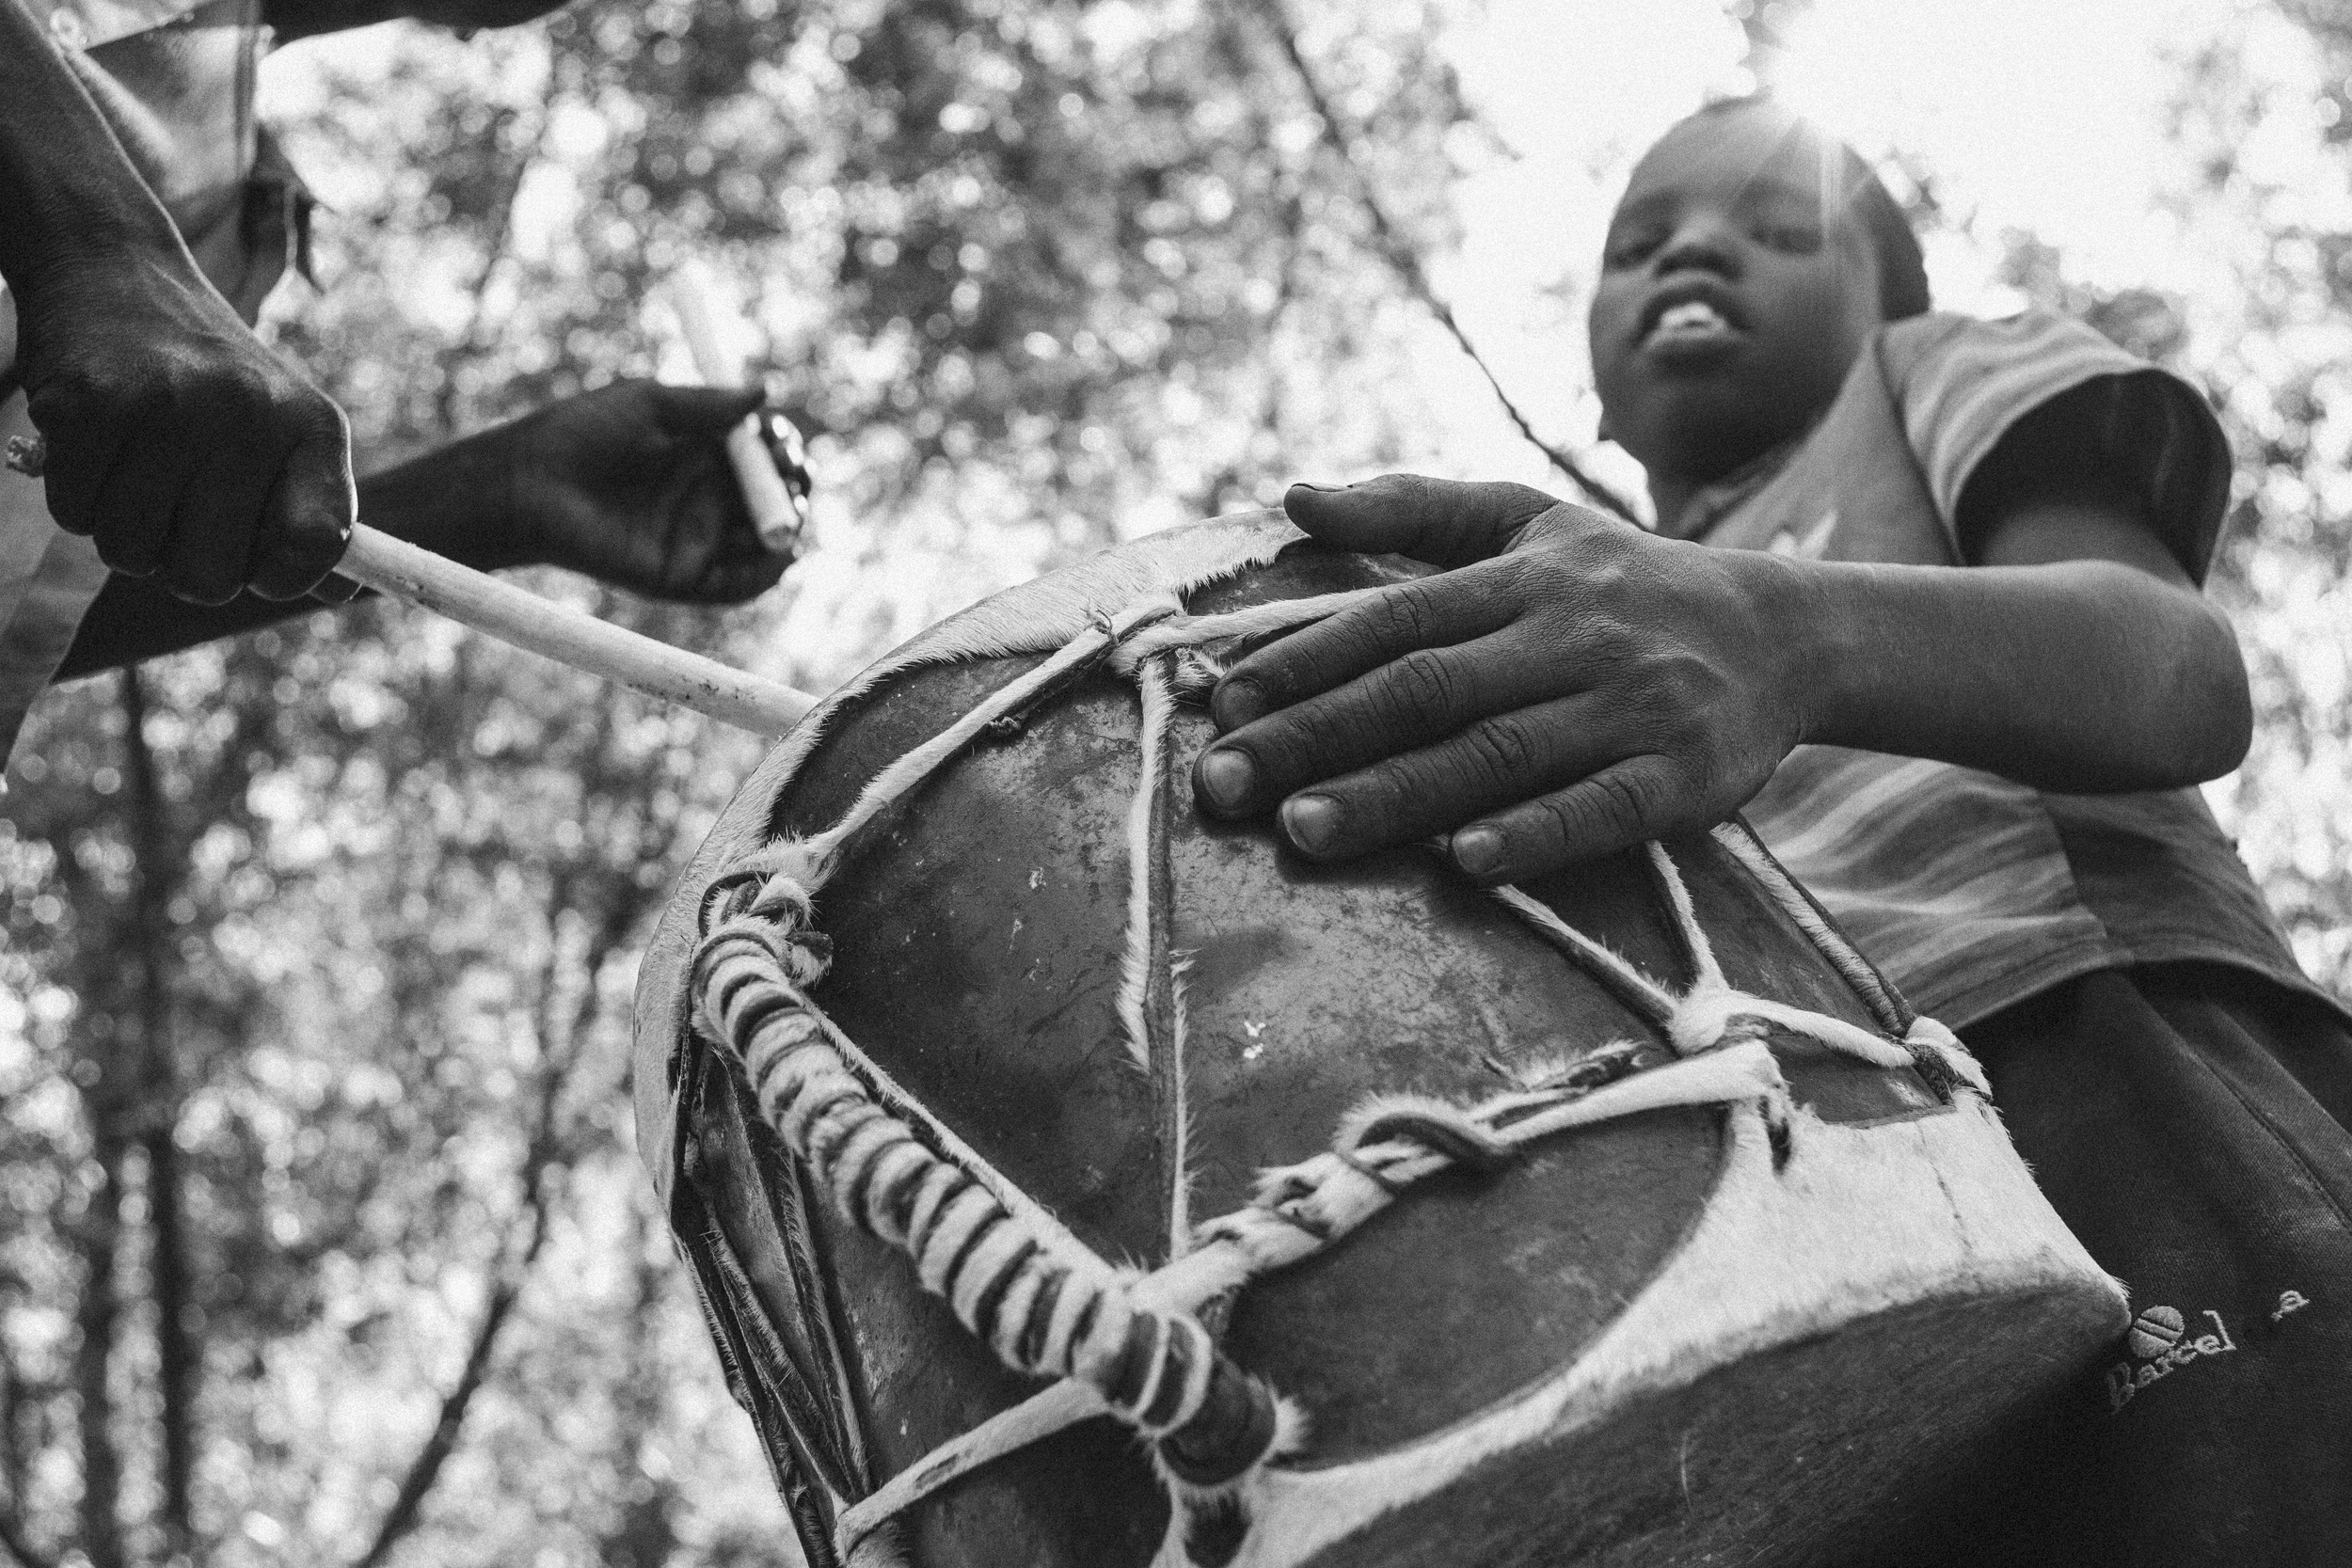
[
  {"left": 1443, "top": 757, "right": 1692, "bottom": 883},
  {"left": 1217, "top": 694, "right": 1624, "bottom": 860},
  {"left": 1282, "top": 474, "right": 1558, "bottom": 568},
  {"left": 1209, "top": 567, "right": 1518, "bottom": 732},
  {"left": 1197, "top": 630, "right": 1578, "bottom": 820}
]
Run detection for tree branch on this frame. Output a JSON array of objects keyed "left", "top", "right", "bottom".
[
  {"left": 0, "top": 1352, "right": 28, "bottom": 1553},
  {"left": 348, "top": 835, "right": 636, "bottom": 1568},
  {"left": 120, "top": 668, "right": 199, "bottom": 1560},
  {"left": 431, "top": 87, "right": 555, "bottom": 438},
  {"left": 1252, "top": 0, "right": 1643, "bottom": 524},
  {"left": 71, "top": 1141, "right": 125, "bottom": 1568},
  {"left": 347, "top": 1205, "right": 546, "bottom": 1568}
]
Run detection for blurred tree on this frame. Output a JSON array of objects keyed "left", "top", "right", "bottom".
[{"left": 5, "top": 2, "right": 2351, "bottom": 1566}]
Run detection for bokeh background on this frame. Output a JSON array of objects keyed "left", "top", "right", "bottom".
[{"left": 6, "top": 0, "right": 2352, "bottom": 1563}]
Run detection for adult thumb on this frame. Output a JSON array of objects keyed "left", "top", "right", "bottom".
[{"left": 1281, "top": 474, "right": 1559, "bottom": 569}]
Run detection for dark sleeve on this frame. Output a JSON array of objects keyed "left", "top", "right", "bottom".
[
  {"left": 265, "top": 0, "right": 573, "bottom": 43},
  {"left": 1879, "top": 309, "right": 2233, "bottom": 583}
]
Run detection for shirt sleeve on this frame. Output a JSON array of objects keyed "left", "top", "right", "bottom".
[{"left": 1877, "top": 309, "right": 2233, "bottom": 583}]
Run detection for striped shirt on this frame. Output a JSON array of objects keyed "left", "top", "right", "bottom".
[{"left": 1682, "top": 308, "right": 2316, "bottom": 1027}]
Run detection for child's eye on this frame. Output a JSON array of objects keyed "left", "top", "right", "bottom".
[
  {"left": 1604, "top": 230, "right": 1664, "bottom": 269},
  {"left": 1754, "top": 222, "right": 1823, "bottom": 254}
]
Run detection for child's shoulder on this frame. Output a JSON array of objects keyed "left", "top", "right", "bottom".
[
  {"left": 1699, "top": 306, "right": 2223, "bottom": 569},
  {"left": 1872, "top": 307, "right": 2171, "bottom": 420},
  {"left": 1861, "top": 308, "right": 2225, "bottom": 558}
]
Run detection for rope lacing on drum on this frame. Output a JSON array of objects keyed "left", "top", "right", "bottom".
[{"left": 684, "top": 581, "right": 1992, "bottom": 1568}]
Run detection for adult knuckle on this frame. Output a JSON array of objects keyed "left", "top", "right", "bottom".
[
  {"left": 1382, "top": 648, "right": 1459, "bottom": 723},
  {"left": 1462, "top": 715, "right": 1537, "bottom": 786},
  {"left": 1639, "top": 645, "right": 1699, "bottom": 699},
  {"left": 1569, "top": 613, "right": 1639, "bottom": 682},
  {"left": 1368, "top": 584, "right": 1438, "bottom": 648},
  {"left": 1593, "top": 767, "right": 1664, "bottom": 833},
  {"left": 1581, "top": 532, "right": 1644, "bottom": 590},
  {"left": 1529, "top": 789, "right": 1590, "bottom": 847}
]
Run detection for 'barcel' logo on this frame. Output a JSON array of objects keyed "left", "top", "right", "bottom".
[{"left": 2106, "top": 1306, "right": 2235, "bottom": 1412}]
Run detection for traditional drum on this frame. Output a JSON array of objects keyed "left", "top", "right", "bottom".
[{"left": 631, "top": 511, "right": 2126, "bottom": 1568}]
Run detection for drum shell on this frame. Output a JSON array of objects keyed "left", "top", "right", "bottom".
[{"left": 637, "top": 529, "right": 2123, "bottom": 1568}]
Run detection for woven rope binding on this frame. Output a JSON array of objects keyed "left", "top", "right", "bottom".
[{"left": 690, "top": 888, "right": 1291, "bottom": 1493}]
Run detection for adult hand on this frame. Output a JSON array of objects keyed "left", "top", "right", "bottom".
[
  {"left": 496, "top": 380, "right": 799, "bottom": 604},
  {"left": 1190, "top": 474, "right": 1815, "bottom": 883},
  {"left": 14, "top": 252, "right": 356, "bottom": 605}
]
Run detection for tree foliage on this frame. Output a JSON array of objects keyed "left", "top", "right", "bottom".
[{"left": 4, "top": 2, "right": 2350, "bottom": 1565}]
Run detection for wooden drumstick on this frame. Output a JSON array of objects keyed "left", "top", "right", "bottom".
[
  {"left": 5, "top": 436, "right": 818, "bottom": 735},
  {"left": 339, "top": 523, "right": 817, "bottom": 735},
  {"left": 669, "top": 261, "right": 805, "bottom": 553}
]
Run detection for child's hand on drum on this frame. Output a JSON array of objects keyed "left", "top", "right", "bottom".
[{"left": 1192, "top": 473, "right": 1814, "bottom": 884}]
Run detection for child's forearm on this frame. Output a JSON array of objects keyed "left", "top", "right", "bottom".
[
  {"left": 1777, "top": 546, "right": 2249, "bottom": 793},
  {"left": 1192, "top": 474, "right": 2250, "bottom": 883}
]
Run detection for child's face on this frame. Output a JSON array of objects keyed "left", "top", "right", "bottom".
[{"left": 1588, "top": 104, "right": 1885, "bottom": 488}]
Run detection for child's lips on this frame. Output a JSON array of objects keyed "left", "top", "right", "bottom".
[{"left": 1642, "top": 298, "right": 1743, "bottom": 358}]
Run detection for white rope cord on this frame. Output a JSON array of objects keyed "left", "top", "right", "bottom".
[
  {"left": 1646, "top": 839, "right": 1726, "bottom": 992},
  {"left": 1486, "top": 844, "right": 1981, "bottom": 1085},
  {"left": 833, "top": 1381, "right": 1110, "bottom": 1563},
  {"left": 1117, "top": 655, "right": 1180, "bottom": 1072},
  {"left": 697, "top": 854, "right": 1100, "bottom": 1271},
  {"left": 1114, "top": 654, "right": 1203, "bottom": 1259},
  {"left": 1708, "top": 821, "right": 1909, "bottom": 1036},
  {"left": 1193, "top": 1038, "right": 1788, "bottom": 1275},
  {"left": 1167, "top": 957, "right": 1200, "bottom": 1259},
  {"left": 692, "top": 914, "right": 1290, "bottom": 1507},
  {"left": 829, "top": 1038, "right": 1791, "bottom": 1560},
  {"left": 1105, "top": 586, "right": 1391, "bottom": 676},
  {"left": 793, "top": 592, "right": 1184, "bottom": 882},
  {"left": 1486, "top": 884, "right": 1679, "bottom": 1028},
  {"left": 1701, "top": 824, "right": 1989, "bottom": 1094}
]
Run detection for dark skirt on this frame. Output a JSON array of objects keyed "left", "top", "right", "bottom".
[{"left": 1915, "top": 961, "right": 2352, "bottom": 1566}]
